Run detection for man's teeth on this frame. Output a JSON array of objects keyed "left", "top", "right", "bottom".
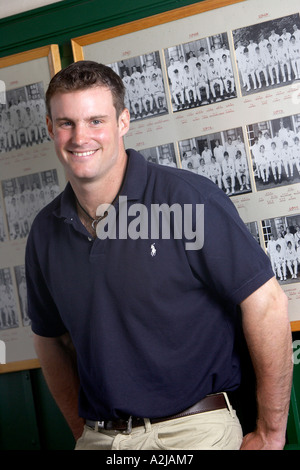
[{"left": 72, "top": 150, "right": 95, "bottom": 156}]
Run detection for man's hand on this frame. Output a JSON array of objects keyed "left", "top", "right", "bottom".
[{"left": 240, "top": 428, "right": 286, "bottom": 450}]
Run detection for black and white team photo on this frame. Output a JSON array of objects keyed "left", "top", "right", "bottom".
[
  {"left": 233, "top": 13, "right": 300, "bottom": 95},
  {"left": 0, "top": 81, "right": 50, "bottom": 153},
  {"left": 264, "top": 214, "right": 300, "bottom": 284},
  {"left": 178, "top": 127, "right": 252, "bottom": 196},
  {"left": 247, "top": 113, "right": 300, "bottom": 190},
  {"left": 108, "top": 52, "right": 168, "bottom": 122},
  {"left": 164, "top": 32, "right": 237, "bottom": 111}
]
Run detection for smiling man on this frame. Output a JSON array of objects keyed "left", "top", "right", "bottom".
[
  {"left": 46, "top": 72, "right": 130, "bottom": 230},
  {"left": 25, "top": 61, "right": 292, "bottom": 451}
]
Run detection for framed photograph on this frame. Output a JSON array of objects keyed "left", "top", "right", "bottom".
[
  {"left": 0, "top": 45, "right": 64, "bottom": 373},
  {"left": 262, "top": 213, "right": 300, "bottom": 285},
  {"left": 247, "top": 113, "right": 300, "bottom": 191},
  {"left": 71, "top": 0, "right": 300, "bottom": 330},
  {"left": 232, "top": 13, "right": 300, "bottom": 96},
  {"left": 109, "top": 52, "right": 169, "bottom": 122},
  {"left": 178, "top": 125, "right": 252, "bottom": 196},
  {"left": 164, "top": 31, "right": 237, "bottom": 112}
]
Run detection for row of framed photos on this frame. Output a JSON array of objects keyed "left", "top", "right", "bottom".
[{"left": 1, "top": 0, "right": 300, "bottom": 371}]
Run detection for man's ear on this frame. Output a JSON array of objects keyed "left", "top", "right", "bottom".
[
  {"left": 118, "top": 108, "right": 130, "bottom": 138},
  {"left": 46, "top": 115, "right": 54, "bottom": 140}
]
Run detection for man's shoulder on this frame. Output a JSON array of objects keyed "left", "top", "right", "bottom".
[
  {"left": 30, "top": 189, "right": 65, "bottom": 233},
  {"left": 144, "top": 155, "right": 221, "bottom": 202}
]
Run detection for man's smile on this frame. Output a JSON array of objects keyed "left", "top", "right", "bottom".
[{"left": 70, "top": 150, "right": 98, "bottom": 157}]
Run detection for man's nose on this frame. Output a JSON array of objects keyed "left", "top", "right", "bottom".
[{"left": 72, "top": 123, "right": 89, "bottom": 145}]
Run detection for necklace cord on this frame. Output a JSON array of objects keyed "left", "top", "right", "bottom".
[{"left": 75, "top": 196, "right": 109, "bottom": 230}]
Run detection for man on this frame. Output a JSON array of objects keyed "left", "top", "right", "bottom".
[
  {"left": 201, "top": 144, "right": 212, "bottom": 164},
  {"left": 180, "top": 151, "right": 192, "bottom": 170},
  {"left": 282, "top": 140, "right": 293, "bottom": 179},
  {"left": 277, "top": 38, "right": 291, "bottom": 82},
  {"left": 273, "top": 244, "right": 287, "bottom": 282},
  {"left": 207, "top": 57, "right": 224, "bottom": 101},
  {"left": 197, "top": 47, "right": 209, "bottom": 72},
  {"left": 193, "top": 62, "right": 209, "bottom": 103},
  {"left": 268, "top": 29, "right": 280, "bottom": 51},
  {"left": 170, "top": 69, "right": 185, "bottom": 110},
  {"left": 181, "top": 65, "right": 196, "bottom": 106},
  {"left": 167, "top": 57, "right": 176, "bottom": 84},
  {"left": 149, "top": 72, "right": 166, "bottom": 112},
  {"left": 26, "top": 61, "right": 292, "bottom": 451},
  {"left": 267, "top": 233, "right": 278, "bottom": 275},
  {"left": 268, "top": 141, "right": 282, "bottom": 183},
  {"left": 257, "top": 144, "right": 270, "bottom": 184},
  {"left": 208, "top": 155, "right": 222, "bottom": 190},
  {"left": 253, "top": 46, "right": 269, "bottom": 88},
  {"left": 187, "top": 50, "right": 198, "bottom": 75},
  {"left": 221, "top": 150, "right": 236, "bottom": 194},
  {"left": 289, "top": 35, "right": 300, "bottom": 80},
  {"left": 213, "top": 139, "right": 225, "bottom": 165},
  {"left": 197, "top": 157, "right": 210, "bottom": 179},
  {"left": 234, "top": 150, "right": 250, "bottom": 191},
  {"left": 24, "top": 106, "right": 39, "bottom": 145},
  {"left": 265, "top": 43, "right": 280, "bottom": 85},
  {"left": 241, "top": 47, "right": 257, "bottom": 91},
  {"left": 219, "top": 53, "right": 235, "bottom": 96},
  {"left": 190, "top": 146, "right": 201, "bottom": 169},
  {"left": 128, "top": 78, "right": 141, "bottom": 118},
  {"left": 292, "top": 24, "right": 300, "bottom": 44},
  {"left": 139, "top": 75, "right": 153, "bottom": 116}
]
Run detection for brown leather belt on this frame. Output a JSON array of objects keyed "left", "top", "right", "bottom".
[{"left": 85, "top": 393, "right": 228, "bottom": 434}]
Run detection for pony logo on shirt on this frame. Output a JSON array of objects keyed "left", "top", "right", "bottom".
[{"left": 150, "top": 243, "right": 156, "bottom": 257}]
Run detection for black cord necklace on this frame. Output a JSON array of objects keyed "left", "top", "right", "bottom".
[{"left": 76, "top": 197, "right": 109, "bottom": 231}]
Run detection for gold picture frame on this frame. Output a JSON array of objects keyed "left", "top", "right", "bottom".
[{"left": 0, "top": 45, "right": 62, "bottom": 373}]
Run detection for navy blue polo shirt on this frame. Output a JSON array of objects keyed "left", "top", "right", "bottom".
[{"left": 26, "top": 149, "right": 274, "bottom": 421}]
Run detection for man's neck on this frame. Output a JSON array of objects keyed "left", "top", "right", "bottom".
[{"left": 71, "top": 151, "right": 128, "bottom": 219}]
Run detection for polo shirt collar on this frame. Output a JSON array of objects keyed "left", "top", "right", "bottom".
[
  {"left": 54, "top": 148, "right": 148, "bottom": 219},
  {"left": 120, "top": 148, "right": 147, "bottom": 201}
]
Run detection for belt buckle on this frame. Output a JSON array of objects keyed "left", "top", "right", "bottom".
[{"left": 122, "top": 416, "right": 132, "bottom": 434}]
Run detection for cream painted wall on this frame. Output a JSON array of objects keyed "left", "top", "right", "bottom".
[{"left": 0, "top": 0, "right": 63, "bottom": 19}]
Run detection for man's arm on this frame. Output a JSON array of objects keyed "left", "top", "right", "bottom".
[
  {"left": 239, "top": 277, "right": 293, "bottom": 450},
  {"left": 33, "top": 332, "right": 84, "bottom": 440}
]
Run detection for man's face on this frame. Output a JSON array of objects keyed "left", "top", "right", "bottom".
[{"left": 46, "top": 86, "right": 130, "bottom": 185}]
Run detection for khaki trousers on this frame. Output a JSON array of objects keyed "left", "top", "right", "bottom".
[{"left": 75, "top": 407, "right": 243, "bottom": 450}]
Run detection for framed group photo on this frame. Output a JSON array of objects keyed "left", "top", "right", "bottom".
[
  {"left": 0, "top": 45, "right": 64, "bottom": 372},
  {"left": 232, "top": 13, "right": 300, "bottom": 96}
]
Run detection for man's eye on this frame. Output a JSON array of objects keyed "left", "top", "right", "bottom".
[
  {"left": 61, "top": 121, "right": 72, "bottom": 127},
  {"left": 91, "top": 119, "right": 101, "bottom": 125}
]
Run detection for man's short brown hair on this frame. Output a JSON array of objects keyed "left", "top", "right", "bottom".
[{"left": 46, "top": 60, "right": 126, "bottom": 118}]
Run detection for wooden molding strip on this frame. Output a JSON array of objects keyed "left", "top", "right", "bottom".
[
  {"left": 72, "top": 0, "right": 245, "bottom": 60},
  {"left": 0, "top": 359, "right": 40, "bottom": 374},
  {"left": 0, "top": 44, "right": 61, "bottom": 75}
]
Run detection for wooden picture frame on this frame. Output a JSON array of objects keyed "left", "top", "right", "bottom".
[{"left": 0, "top": 45, "right": 63, "bottom": 373}]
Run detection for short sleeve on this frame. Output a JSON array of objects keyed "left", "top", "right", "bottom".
[
  {"left": 186, "top": 191, "right": 274, "bottom": 305},
  {"left": 25, "top": 236, "right": 67, "bottom": 337}
]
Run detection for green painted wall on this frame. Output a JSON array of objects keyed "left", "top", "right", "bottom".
[
  {"left": 0, "top": 0, "right": 201, "bottom": 61},
  {"left": 0, "top": 0, "right": 299, "bottom": 450}
]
